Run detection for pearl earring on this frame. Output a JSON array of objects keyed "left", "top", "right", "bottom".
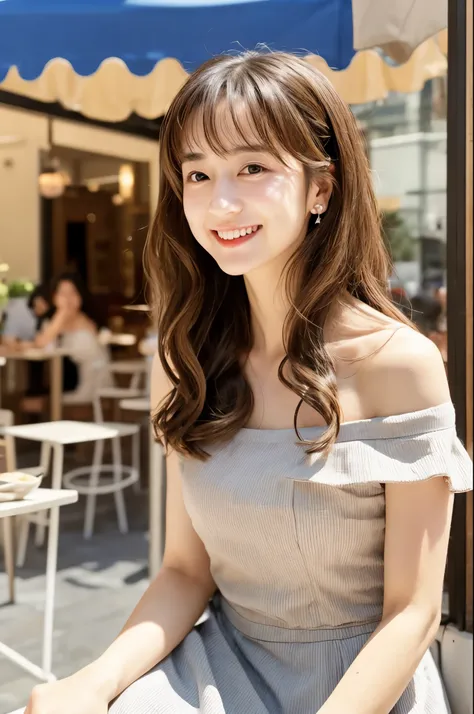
[{"left": 311, "top": 204, "right": 324, "bottom": 224}]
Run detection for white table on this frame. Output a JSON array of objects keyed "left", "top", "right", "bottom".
[
  {"left": 122, "top": 304, "right": 150, "bottom": 312},
  {"left": 120, "top": 397, "right": 165, "bottom": 578},
  {"left": 0, "top": 488, "right": 78, "bottom": 682},
  {"left": 99, "top": 331, "right": 137, "bottom": 347},
  {"left": 5, "top": 421, "right": 139, "bottom": 548},
  {"left": 1, "top": 347, "right": 67, "bottom": 421}
]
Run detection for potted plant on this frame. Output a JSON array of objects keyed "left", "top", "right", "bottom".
[
  {"left": 0, "top": 281, "right": 8, "bottom": 327},
  {"left": 6, "top": 279, "right": 35, "bottom": 299}
]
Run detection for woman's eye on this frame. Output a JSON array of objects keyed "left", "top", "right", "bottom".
[
  {"left": 243, "top": 164, "right": 264, "bottom": 175},
  {"left": 189, "top": 172, "right": 208, "bottom": 183}
]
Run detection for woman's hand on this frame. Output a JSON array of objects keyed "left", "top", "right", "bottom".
[
  {"left": 25, "top": 670, "right": 110, "bottom": 714},
  {"left": 33, "top": 309, "right": 70, "bottom": 349}
]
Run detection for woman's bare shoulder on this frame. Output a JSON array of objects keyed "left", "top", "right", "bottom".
[
  {"left": 329, "top": 298, "right": 405, "bottom": 365},
  {"left": 76, "top": 313, "right": 98, "bottom": 333},
  {"left": 358, "top": 322, "right": 450, "bottom": 418},
  {"left": 331, "top": 298, "right": 450, "bottom": 418}
]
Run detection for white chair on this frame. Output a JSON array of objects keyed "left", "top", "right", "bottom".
[
  {"left": 4, "top": 420, "right": 140, "bottom": 557},
  {"left": 119, "top": 397, "right": 165, "bottom": 579},
  {"left": 1, "top": 410, "right": 43, "bottom": 598},
  {"left": 99, "top": 329, "right": 147, "bottom": 391},
  {"left": 108, "top": 358, "right": 148, "bottom": 391},
  {"left": 94, "top": 356, "right": 149, "bottom": 425}
]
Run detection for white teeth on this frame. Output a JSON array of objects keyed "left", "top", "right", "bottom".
[{"left": 216, "top": 225, "right": 259, "bottom": 240}]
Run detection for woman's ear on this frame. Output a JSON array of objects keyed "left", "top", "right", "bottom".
[{"left": 307, "top": 177, "right": 333, "bottom": 218}]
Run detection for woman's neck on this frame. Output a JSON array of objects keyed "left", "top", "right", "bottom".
[{"left": 244, "top": 264, "right": 289, "bottom": 359}]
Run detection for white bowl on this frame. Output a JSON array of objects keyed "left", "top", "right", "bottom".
[{"left": 0, "top": 471, "right": 42, "bottom": 502}]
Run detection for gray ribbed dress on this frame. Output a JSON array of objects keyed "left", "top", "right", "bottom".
[{"left": 110, "top": 402, "right": 472, "bottom": 713}]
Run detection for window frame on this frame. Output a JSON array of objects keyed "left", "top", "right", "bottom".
[{"left": 446, "top": 0, "right": 471, "bottom": 634}]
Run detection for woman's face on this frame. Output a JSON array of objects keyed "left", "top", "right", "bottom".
[
  {"left": 53, "top": 280, "right": 82, "bottom": 312},
  {"left": 181, "top": 106, "right": 325, "bottom": 277},
  {"left": 32, "top": 295, "right": 49, "bottom": 317}
]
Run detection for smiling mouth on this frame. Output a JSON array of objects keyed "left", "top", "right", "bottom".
[{"left": 212, "top": 225, "right": 261, "bottom": 244}]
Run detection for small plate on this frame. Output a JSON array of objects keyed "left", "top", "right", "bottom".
[{"left": 0, "top": 472, "right": 43, "bottom": 502}]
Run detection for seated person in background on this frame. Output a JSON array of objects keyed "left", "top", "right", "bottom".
[
  {"left": 411, "top": 292, "right": 447, "bottom": 366},
  {"left": 22, "top": 272, "right": 112, "bottom": 409},
  {"left": 27, "top": 284, "right": 54, "bottom": 331},
  {"left": 430, "top": 287, "right": 448, "bottom": 365},
  {"left": 24, "top": 285, "right": 58, "bottom": 403}
]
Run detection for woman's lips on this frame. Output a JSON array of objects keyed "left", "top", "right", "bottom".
[{"left": 212, "top": 225, "right": 261, "bottom": 247}]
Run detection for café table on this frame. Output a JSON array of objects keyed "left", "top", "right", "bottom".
[
  {"left": 0, "top": 488, "right": 78, "bottom": 682},
  {"left": 0, "top": 347, "right": 66, "bottom": 421},
  {"left": 99, "top": 330, "right": 137, "bottom": 347}
]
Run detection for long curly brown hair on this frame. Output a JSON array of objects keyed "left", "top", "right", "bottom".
[{"left": 146, "top": 51, "right": 411, "bottom": 460}]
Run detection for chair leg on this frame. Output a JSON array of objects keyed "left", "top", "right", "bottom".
[
  {"left": 83, "top": 439, "right": 104, "bottom": 540},
  {"left": 112, "top": 437, "right": 128, "bottom": 534},
  {"left": 2, "top": 517, "right": 15, "bottom": 603},
  {"left": 92, "top": 393, "right": 104, "bottom": 423},
  {"left": 130, "top": 373, "right": 141, "bottom": 390},
  {"left": 132, "top": 430, "right": 141, "bottom": 493}
]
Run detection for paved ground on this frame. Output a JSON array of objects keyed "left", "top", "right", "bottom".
[{"left": 0, "top": 444, "right": 151, "bottom": 714}]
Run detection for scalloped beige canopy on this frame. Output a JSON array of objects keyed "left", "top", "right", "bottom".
[
  {"left": 352, "top": 0, "right": 447, "bottom": 63},
  {"left": 0, "top": 30, "right": 447, "bottom": 123}
]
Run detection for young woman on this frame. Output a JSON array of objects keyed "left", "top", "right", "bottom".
[
  {"left": 26, "top": 52, "right": 471, "bottom": 714},
  {"left": 25, "top": 272, "right": 111, "bottom": 403}
]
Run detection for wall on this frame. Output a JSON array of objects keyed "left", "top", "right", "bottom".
[
  {"left": 0, "top": 105, "right": 159, "bottom": 282},
  {"left": 0, "top": 107, "right": 48, "bottom": 282}
]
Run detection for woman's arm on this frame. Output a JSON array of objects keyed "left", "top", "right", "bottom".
[
  {"left": 33, "top": 310, "right": 69, "bottom": 348},
  {"left": 27, "top": 353, "right": 215, "bottom": 710},
  {"left": 82, "top": 352, "right": 216, "bottom": 699},
  {"left": 319, "top": 330, "right": 453, "bottom": 714},
  {"left": 318, "top": 477, "right": 453, "bottom": 714}
]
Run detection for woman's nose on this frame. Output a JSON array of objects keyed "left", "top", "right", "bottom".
[{"left": 208, "top": 180, "right": 243, "bottom": 217}]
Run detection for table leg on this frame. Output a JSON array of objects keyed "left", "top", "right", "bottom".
[
  {"left": 50, "top": 355, "right": 63, "bottom": 421},
  {"left": 41, "top": 444, "right": 63, "bottom": 678},
  {"left": 2, "top": 517, "right": 15, "bottom": 603},
  {"left": 34, "top": 442, "right": 54, "bottom": 549},
  {"left": 149, "top": 428, "right": 165, "bottom": 579},
  {"left": 41, "top": 504, "right": 60, "bottom": 679},
  {"left": 50, "top": 443, "right": 64, "bottom": 491}
]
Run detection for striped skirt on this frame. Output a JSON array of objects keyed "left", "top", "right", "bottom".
[{"left": 109, "top": 596, "right": 449, "bottom": 713}]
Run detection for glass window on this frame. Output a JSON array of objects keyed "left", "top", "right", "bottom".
[{"left": 353, "top": 78, "right": 451, "bottom": 617}]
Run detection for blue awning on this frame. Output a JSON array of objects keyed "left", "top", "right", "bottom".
[{"left": 0, "top": 0, "right": 356, "bottom": 82}]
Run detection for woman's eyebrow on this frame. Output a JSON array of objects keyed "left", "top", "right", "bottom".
[{"left": 182, "top": 144, "right": 269, "bottom": 163}]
